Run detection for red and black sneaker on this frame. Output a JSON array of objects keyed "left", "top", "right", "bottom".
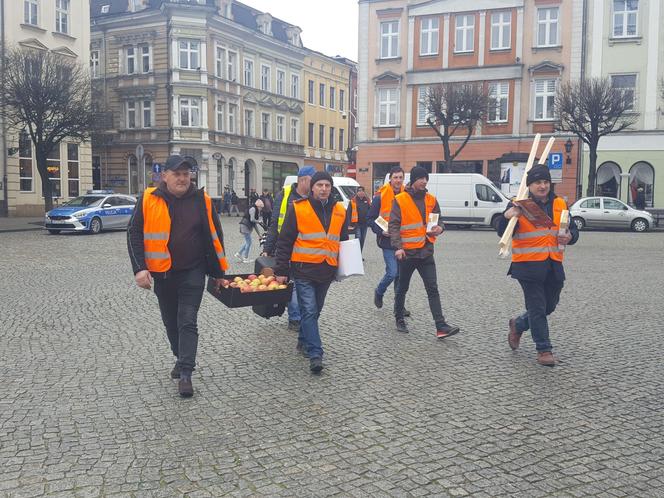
[{"left": 436, "top": 324, "right": 460, "bottom": 339}]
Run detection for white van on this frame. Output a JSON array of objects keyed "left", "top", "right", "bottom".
[
  {"left": 383, "top": 173, "right": 509, "bottom": 229},
  {"left": 283, "top": 175, "right": 359, "bottom": 209}
]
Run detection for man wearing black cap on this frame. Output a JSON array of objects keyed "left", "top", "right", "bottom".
[
  {"left": 275, "top": 170, "right": 349, "bottom": 374},
  {"left": 497, "top": 163, "right": 579, "bottom": 366},
  {"left": 127, "top": 155, "right": 228, "bottom": 397},
  {"left": 389, "top": 166, "right": 460, "bottom": 339}
]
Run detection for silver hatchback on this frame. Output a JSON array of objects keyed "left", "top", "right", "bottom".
[{"left": 569, "top": 197, "right": 656, "bottom": 232}]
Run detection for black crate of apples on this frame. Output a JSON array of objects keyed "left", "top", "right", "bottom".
[{"left": 207, "top": 268, "right": 293, "bottom": 308}]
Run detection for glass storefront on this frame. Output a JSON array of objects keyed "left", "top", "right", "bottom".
[{"left": 262, "top": 161, "right": 298, "bottom": 195}]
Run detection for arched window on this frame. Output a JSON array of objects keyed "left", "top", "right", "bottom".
[
  {"left": 595, "top": 162, "right": 621, "bottom": 199},
  {"left": 216, "top": 156, "right": 224, "bottom": 196},
  {"left": 143, "top": 154, "right": 153, "bottom": 189},
  {"left": 629, "top": 161, "right": 654, "bottom": 207},
  {"left": 128, "top": 154, "right": 139, "bottom": 194},
  {"left": 227, "top": 158, "right": 236, "bottom": 192}
]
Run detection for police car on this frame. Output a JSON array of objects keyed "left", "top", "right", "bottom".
[{"left": 44, "top": 190, "right": 137, "bottom": 235}]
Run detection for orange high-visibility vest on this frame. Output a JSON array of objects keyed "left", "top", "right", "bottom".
[
  {"left": 378, "top": 183, "right": 404, "bottom": 222},
  {"left": 395, "top": 191, "right": 437, "bottom": 250},
  {"left": 350, "top": 199, "right": 358, "bottom": 223},
  {"left": 142, "top": 187, "right": 228, "bottom": 273},
  {"left": 291, "top": 199, "right": 345, "bottom": 266},
  {"left": 512, "top": 196, "right": 567, "bottom": 263}
]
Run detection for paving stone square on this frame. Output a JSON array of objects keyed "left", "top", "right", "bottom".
[{"left": 1, "top": 219, "right": 663, "bottom": 496}]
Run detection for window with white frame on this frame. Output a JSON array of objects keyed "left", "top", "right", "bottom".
[
  {"left": 126, "top": 100, "right": 153, "bottom": 128},
  {"left": 140, "top": 45, "right": 151, "bottom": 73},
  {"left": 308, "top": 80, "right": 315, "bottom": 103},
  {"left": 488, "top": 82, "right": 509, "bottom": 123},
  {"left": 339, "top": 89, "right": 345, "bottom": 112},
  {"left": 216, "top": 46, "right": 226, "bottom": 78},
  {"left": 90, "top": 50, "right": 100, "bottom": 78},
  {"left": 330, "top": 87, "right": 336, "bottom": 109},
  {"left": 611, "top": 74, "right": 637, "bottom": 111},
  {"left": 377, "top": 87, "right": 398, "bottom": 126},
  {"left": 126, "top": 47, "right": 136, "bottom": 75},
  {"left": 308, "top": 122, "right": 315, "bottom": 146},
  {"left": 47, "top": 147, "right": 62, "bottom": 198},
  {"left": 142, "top": 100, "right": 153, "bottom": 127},
  {"left": 19, "top": 130, "right": 33, "bottom": 192},
  {"left": 329, "top": 127, "right": 335, "bottom": 150},
  {"left": 416, "top": 86, "right": 431, "bottom": 126},
  {"left": 291, "top": 74, "right": 300, "bottom": 98},
  {"left": 276, "top": 115, "right": 285, "bottom": 141},
  {"left": 491, "top": 11, "right": 511, "bottom": 50},
  {"left": 319, "top": 125, "right": 325, "bottom": 149},
  {"left": 290, "top": 118, "right": 299, "bottom": 143},
  {"left": 420, "top": 17, "right": 439, "bottom": 56},
  {"left": 276, "top": 69, "right": 285, "bottom": 95},
  {"left": 534, "top": 79, "right": 556, "bottom": 120},
  {"left": 380, "top": 21, "right": 400, "bottom": 59},
  {"left": 339, "top": 128, "right": 345, "bottom": 151},
  {"left": 179, "top": 40, "right": 200, "bottom": 70},
  {"left": 319, "top": 83, "right": 326, "bottom": 107},
  {"left": 261, "top": 113, "right": 271, "bottom": 139},
  {"left": 126, "top": 101, "right": 137, "bottom": 128},
  {"left": 24, "top": 0, "right": 38, "bottom": 26},
  {"left": 67, "top": 144, "right": 79, "bottom": 198},
  {"left": 244, "top": 58, "right": 254, "bottom": 87},
  {"left": 245, "top": 109, "right": 254, "bottom": 137},
  {"left": 261, "top": 64, "right": 271, "bottom": 91},
  {"left": 228, "top": 104, "right": 237, "bottom": 134},
  {"left": 180, "top": 97, "right": 200, "bottom": 127},
  {"left": 216, "top": 100, "right": 225, "bottom": 131},
  {"left": 227, "top": 51, "right": 237, "bottom": 81},
  {"left": 613, "top": 0, "right": 638, "bottom": 38},
  {"left": 455, "top": 14, "right": 475, "bottom": 53},
  {"left": 55, "top": 0, "right": 69, "bottom": 34},
  {"left": 537, "top": 7, "right": 559, "bottom": 47}
]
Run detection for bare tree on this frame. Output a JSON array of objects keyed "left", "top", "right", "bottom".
[
  {"left": 556, "top": 77, "right": 638, "bottom": 197},
  {"left": 423, "top": 83, "right": 490, "bottom": 173},
  {"left": 1, "top": 47, "right": 98, "bottom": 212}
]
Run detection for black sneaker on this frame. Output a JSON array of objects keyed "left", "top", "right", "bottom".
[
  {"left": 374, "top": 291, "right": 384, "bottom": 309},
  {"left": 296, "top": 340, "right": 309, "bottom": 358},
  {"left": 178, "top": 376, "right": 194, "bottom": 397},
  {"left": 436, "top": 324, "right": 460, "bottom": 339},
  {"left": 170, "top": 363, "right": 181, "bottom": 380},
  {"left": 396, "top": 319, "right": 409, "bottom": 333},
  {"left": 288, "top": 320, "right": 300, "bottom": 332},
  {"left": 309, "top": 357, "right": 324, "bottom": 374}
]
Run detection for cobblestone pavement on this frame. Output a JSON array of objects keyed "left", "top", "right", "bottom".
[{"left": 1, "top": 219, "right": 663, "bottom": 497}]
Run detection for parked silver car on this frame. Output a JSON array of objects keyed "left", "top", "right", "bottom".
[{"left": 569, "top": 196, "right": 656, "bottom": 232}]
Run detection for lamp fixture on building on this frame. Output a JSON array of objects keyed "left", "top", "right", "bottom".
[{"left": 564, "top": 138, "right": 573, "bottom": 165}]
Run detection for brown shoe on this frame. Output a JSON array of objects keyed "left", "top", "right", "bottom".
[
  {"left": 537, "top": 351, "right": 556, "bottom": 367},
  {"left": 508, "top": 319, "right": 521, "bottom": 350},
  {"left": 178, "top": 376, "right": 194, "bottom": 397}
]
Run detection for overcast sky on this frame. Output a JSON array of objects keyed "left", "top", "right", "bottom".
[{"left": 244, "top": 0, "right": 359, "bottom": 61}]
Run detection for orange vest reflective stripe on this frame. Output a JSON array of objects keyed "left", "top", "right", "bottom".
[
  {"left": 142, "top": 187, "right": 228, "bottom": 272},
  {"left": 291, "top": 199, "right": 345, "bottom": 266},
  {"left": 378, "top": 183, "right": 404, "bottom": 222},
  {"left": 350, "top": 199, "right": 358, "bottom": 223},
  {"left": 512, "top": 196, "right": 566, "bottom": 263},
  {"left": 395, "top": 191, "right": 436, "bottom": 250}
]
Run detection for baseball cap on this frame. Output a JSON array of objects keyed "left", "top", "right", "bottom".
[
  {"left": 164, "top": 155, "right": 197, "bottom": 171},
  {"left": 298, "top": 165, "right": 316, "bottom": 177}
]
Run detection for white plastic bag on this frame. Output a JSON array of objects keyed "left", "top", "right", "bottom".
[{"left": 336, "top": 238, "right": 364, "bottom": 280}]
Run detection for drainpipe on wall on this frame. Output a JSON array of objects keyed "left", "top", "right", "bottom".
[
  {"left": 577, "top": 0, "right": 589, "bottom": 200},
  {"left": 1, "top": 0, "right": 8, "bottom": 216}
]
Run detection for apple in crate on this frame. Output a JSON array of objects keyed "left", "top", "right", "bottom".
[{"left": 275, "top": 276, "right": 288, "bottom": 284}]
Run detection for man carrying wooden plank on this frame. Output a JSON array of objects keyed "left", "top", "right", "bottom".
[{"left": 496, "top": 164, "right": 579, "bottom": 366}]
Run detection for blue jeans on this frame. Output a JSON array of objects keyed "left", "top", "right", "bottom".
[
  {"left": 515, "top": 274, "right": 564, "bottom": 352},
  {"left": 295, "top": 279, "right": 331, "bottom": 359},
  {"left": 356, "top": 225, "right": 368, "bottom": 251},
  {"left": 238, "top": 232, "right": 252, "bottom": 258},
  {"left": 376, "top": 248, "right": 398, "bottom": 297},
  {"left": 287, "top": 284, "right": 301, "bottom": 322}
]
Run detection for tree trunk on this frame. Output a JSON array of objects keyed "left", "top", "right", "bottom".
[
  {"left": 36, "top": 153, "right": 54, "bottom": 213},
  {"left": 441, "top": 126, "right": 452, "bottom": 173},
  {"left": 586, "top": 144, "right": 598, "bottom": 197}
]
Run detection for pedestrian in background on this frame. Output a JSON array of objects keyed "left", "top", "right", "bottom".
[
  {"left": 249, "top": 188, "right": 259, "bottom": 206},
  {"left": 260, "top": 188, "right": 273, "bottom": 227},
  {"left": 127, "top": 155, "right": 228, "bottom": 398},
  {"left": 262, "top": 166, "right": 315, "bottom": 334},
  {"left": 346, "top": 186, "right": 371, "bottom": 252},
  {"left": 235, "top": 199, "right": 264, "bottom": 264},
  {"left": 275, "top": 171, "right": 349, "bottom": 374},
  {"left": 635, "top": 186, "right": 646, "bottom": 210},
  {"left": 498, "top": 164, "right": 578, "bottom": 366},
  {"left": 222, "top": 187, "right": 231, "bottom": 216},
  {"left": 389, "top": 166, "right": 460, "bottom": 339},
  {"left": 230, "top": 190, "right": 240, "bottom": 216}
]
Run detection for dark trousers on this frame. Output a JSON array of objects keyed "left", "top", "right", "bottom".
[
  {"left": 356, "top": 224, "right": 368, "bottom": 251},
  {"left": 394, "top": 255, "right": 446, "bottom": 328},
  {"left": 515, "top": 273, "right": 564, "bottom": 352},
  {"left": 153, "top": 264, "right": 206, "bottom": 374},
  {"left": 262, "top": 211, "right": 272, "bottom": 227}
]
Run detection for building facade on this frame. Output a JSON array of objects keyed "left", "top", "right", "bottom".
[
  {"left": 582, "top": 0, "right": 664, "bottom": 208},
  {"left": 1, "top": 0, "right": 92, "bottom": 216},
  {"left": 91, "top": 0, "right": 307, "bottom": 201},
  {"left": 357, "top": 0, "right": 582, "bottom": 200}
]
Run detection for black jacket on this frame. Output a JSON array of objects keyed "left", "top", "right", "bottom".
[
  {"left": 388, "top": 187, "right": 444, "bottom": 259},
  {"left": 275, "top": 197, "right": 349, "bottom": 283},
  {"left": 127, "top": 183, "right": 226, "bottom": 278},
  {"left": 367, "top": 192, "right": 394, "bottom": 249},
  {"left": 263, "top": 183, "right": 307, "bottom": 256},
  {"left": 345, "top": 196, "right": 371, "bottom": 227},
  {"left": 496, "top": 191, "right": 579, "bottom": 282}
]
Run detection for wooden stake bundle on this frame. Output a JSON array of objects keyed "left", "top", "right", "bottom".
[{"left": 498, "top": 135, "right": 556, "bottom": 258}]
